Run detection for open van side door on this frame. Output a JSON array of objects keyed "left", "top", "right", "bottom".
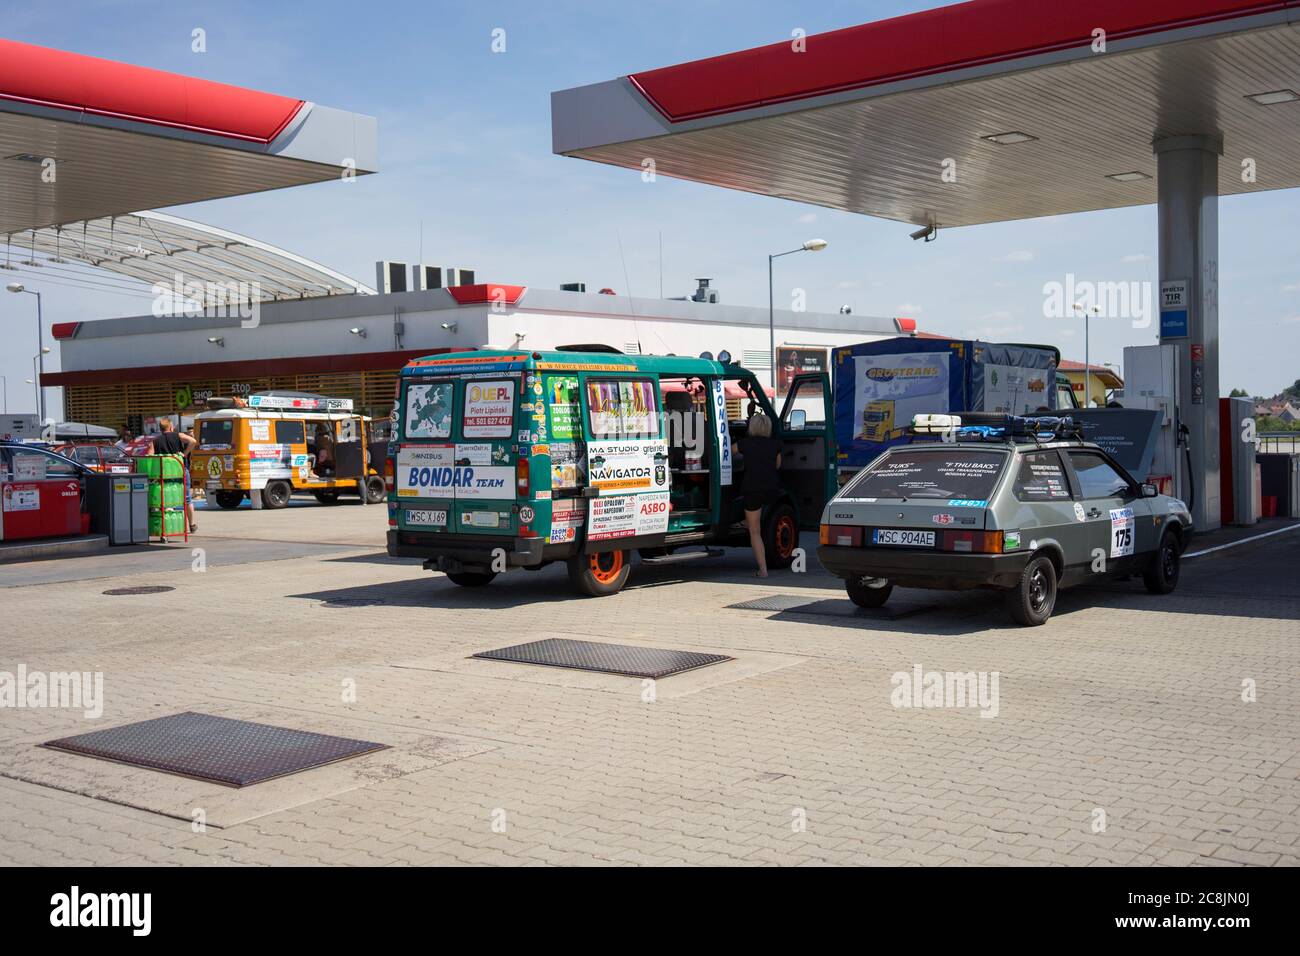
[{"left": 777, "top": 373, "right": 836, "bottom": 528}]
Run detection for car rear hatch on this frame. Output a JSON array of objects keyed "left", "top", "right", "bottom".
[{"left": 824, "top": 446, "right": 1008, "bottom": 549}]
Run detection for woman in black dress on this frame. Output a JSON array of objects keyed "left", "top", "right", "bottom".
[{"left": 735, "top": 412, "right": 782, "bottom": 577}]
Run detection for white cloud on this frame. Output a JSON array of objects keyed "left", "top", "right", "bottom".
[
  {"left": 797, "top": 213, "right": 817, "bottom": 224},
  {"left": 897, "top": 302, "right": 923, "bottom": 314},
  {"left": 836, "top": 280, "right": 858, "bottom": 289},
  {"left": 999, "top": 250, "right": 1036, "bottom": 263},
  {"left": 1283, "top": 283, "right": 1300, "bottom": 292},
  {"left": 1122, "top": 253, "right": 1151, "bottom": 263}
]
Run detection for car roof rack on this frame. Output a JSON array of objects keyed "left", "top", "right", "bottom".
[{"left": 910, "top": 412, "right": 1084, "bottom": 444}]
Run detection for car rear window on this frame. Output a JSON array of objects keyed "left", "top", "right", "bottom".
[
  {"left": 199, "top": 420, "right": 234, "bottom": 447},
  {"left": 845, "top": 449, "right": 1006, "bottom": 501}
]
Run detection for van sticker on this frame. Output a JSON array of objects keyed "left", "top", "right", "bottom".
[
  {"left": 548, "top": 499, "right": 585, "bottom": 543},
  {"left": 406, "top": 382, "right": 453, "bottom": 439},
  {"left": 518, "top": 430, "right": 531, "bottom": 443},
  {"left": 587, "top": 439, "right": 670, "bottom": 495},
  {"left": 463, "top": 381, "right": 515, "bottom": 438},
  {"left": 535, "top": 490, "right": 552, "bottom": 500},
  {"left": 519, "top": 505, "right": 535, "bottom": 523},
  {"left": 533, "top": 444, "right": 550, "bottom": 456},
  {"left": 711, "top": 379, "right": 732, "bottom": 486},
  {"left": 588, "top": 491, "right": 670, "bottom": 541},
  {"left": 462, "top": 511, "right": 501, "bottom": 529},
  {"left": 1109, "top": 507, "right": 1135, "bottom": 558},
  {"left": 550, "top": 443, "right": 586, "bottom": 489},
  {"left": 932, "top": 513, "right": 954, "bottom": 525},
  {"left": 456, "top": 443, "right": 493, "bottom": 466},
  {"left": 1073, "top": 502, "right": 1087, "bottom": 522},
  {"left": 396, "top": 445, "right": 512, "bottom": 499},
  {"left": 946, "top": 499, "right": 987, "bottom": 508},
  {"left": 250, "top": 420, "right": 271, "bottom": 442},
  {"left": 207, "top": 458, "right": 223, "bottom": 479}
]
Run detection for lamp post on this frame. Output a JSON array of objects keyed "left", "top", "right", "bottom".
[
  {"left": 1072, "top": 303, "right": 1100, "bottom": 407},
  {"left": 7, "top": 283, "right": 45, "bottom": 421},
  {"left": 768, "top": 239, "right": 828, "bottom": 390},
  {"left": 0, "top": 375, "right": 6, "bottom": 414}
]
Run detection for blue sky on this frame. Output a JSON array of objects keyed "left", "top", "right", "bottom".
[{"left": 4, "top": 0, "right": 1299, "bottom": 420}]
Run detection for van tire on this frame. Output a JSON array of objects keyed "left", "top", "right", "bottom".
[
  {"left": 446, "top": 570, "right": 497, "bottom": 587},
  {"left": 762, "top": 502, "right": 800, "bottom": 570},
  {"left": 363, "top": 476, "right": 387, "bottom": 504},
  {"left": 846, "top": 578, "right": 892, "bottom": 608},
  {"left": 261, "top": 481, "right": 292, "bottom": 509},
  {"left": 1006, "top": 554, "right": 1057, "bottom": 626},
  {"left": 568, "top": 550, "right": 630, "bottom": 597},
  {"left": 1143, "top": 529, "right": 1180, "bottom": 594},
  {"left": 313, "top": 490, "right": 341, "bottom": 505},
  {"left": 214, "top": 491, "right": 244, "bottom": 509}
]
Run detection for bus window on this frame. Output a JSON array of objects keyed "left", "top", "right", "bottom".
[
  {"left": 276, "top": 420, "right": 305, "bottom": 445},
  {"left": 586, "top": 378, "right": 659, "bottom": 439}
]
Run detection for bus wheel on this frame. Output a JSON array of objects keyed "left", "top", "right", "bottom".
[
  {"left": 261, "top": 481, "right": 292, "bottom": 509},
  {"left": 568, "top": 549, "right": 630, "bottom": 597},
  {"left": 446, "top": 570, "right": 497, "bottom": 587},
  {"left": 214, "top": 491, "right": 244, "bottom": 510},
  {"left": 363, "top": 476, "right": 387, "bottom": 504},
  {"left": 313, "top": 489, "right": 341, "bottom": 505},
  {"left": 763, "top": 502, "right": 799, "bottom": 570}
]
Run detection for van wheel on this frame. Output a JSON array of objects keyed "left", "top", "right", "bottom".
[
  {"left": 261, "top": 481, "right": 292, "bottom": 509},
  {"left": 846, "top": 578, "right": 892, "bottom": 608},
  {"left": 214, "top": 491, "right": 244, "bottom": 510},
  {"left": 446, "top": 570, "right": 497, "bottom": 587},
  {"left": 313, "top": 489, "right": 341, "bottom": 505},
  {"left": 1143, "top": 530, "right": 1180, "bottom": 594},
  {"left": 364, "top": 476, "right": 387, "bottom": 504},
  {"left": 763, "top": 502, "right": 799, "bottom": 570},
  {"left": 1006, "top": 554, "right": 1057, "bottom": 626},
  {"left": 568, "top": 550, "right": 630, "bottom": 596}
]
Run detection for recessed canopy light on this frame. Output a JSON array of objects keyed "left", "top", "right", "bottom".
[
  {"left": 1106, "top": 171, "right": 1151, "bottom": 182},
  {"left": 4, "top": 153, "right": 52, "bottom": 164},
  {"left": 1246, "top": 89, "right": 1299, "bottom": 106},
  {"left": 982, "top": 131, "right": 1037, "bottom": 146}
]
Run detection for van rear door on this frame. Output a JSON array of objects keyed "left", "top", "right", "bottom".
[
  {"left": 393, "top": 377, "right": 456, "bottom": 532},
  {"left": 449, "top": 377, "right": 520, "bottom": 535}
]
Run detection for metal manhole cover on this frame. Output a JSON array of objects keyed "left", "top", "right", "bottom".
[
  {"left": 103, "top": 585, "right": 175, "bottom": 596},
  {"left": 473, "top": 638, "right": 731, "bottom": 679},
  {"left": 320, "top": 597, "right": 386, "bottom": 608},
  {"left": 728, "top": 594, "right": 938, "bottom": 620},
  {"left": 43, "top": 712, "right": 389, "bottom": 788}
]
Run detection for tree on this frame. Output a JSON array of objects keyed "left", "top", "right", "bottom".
[{"left": 1229, "top": 388, "right": 1249, "bottom": 398}]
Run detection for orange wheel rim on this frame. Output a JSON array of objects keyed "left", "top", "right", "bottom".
[
  {"left": 775, "top": 516, "right": 797, "bottom": 558},
  {"left": 589, "top": 550, "right": 624, "bottom": 584}
]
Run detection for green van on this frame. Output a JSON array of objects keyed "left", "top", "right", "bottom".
[{"left": 385, "top": 347, "right": 836, "bottom": 596}]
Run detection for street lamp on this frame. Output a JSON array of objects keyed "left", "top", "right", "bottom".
[
  {"left": 6, "top": 282, "right": 45, "bottom": 421},
  {"left": 768, "top": 239, "right": 828, "bottom": 389},
  {"left": 32, "top": 348, "right": 49, "bottom": 416},
  {"left": 1072, "top": 302, "right": 1100, "bottom": 407},
  {"left": 1, "top": 374, "right": 6, "bottom": 414}
]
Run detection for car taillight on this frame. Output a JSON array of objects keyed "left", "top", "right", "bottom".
[
  {"left": 940, "top": 530, "right": 1003, "bottom": 554},
  {"left": 516, "top": 457, "right": 530, "bottom": 496},
  {"left": 819, "top": 524, "right": 863, "bottom": 547},
  {"left": 384, "top": 454, "right": 395, "bottom": 491}
]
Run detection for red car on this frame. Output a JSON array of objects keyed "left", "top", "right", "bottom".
[{"left": 52, "top": 441, "right": 135, "bottom": 474}]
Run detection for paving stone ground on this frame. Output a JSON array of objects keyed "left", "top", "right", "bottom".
[{"left": 1, "top": 501, "right": 1296, "bottom": 866}]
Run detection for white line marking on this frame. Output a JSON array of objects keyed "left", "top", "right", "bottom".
[{"left": 1183, "top": 523, "right": 1300, "bottom": 559}]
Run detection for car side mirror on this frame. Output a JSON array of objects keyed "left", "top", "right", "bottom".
[
  {"left": 1140, "top": 482, "right": 1159, "bottom": 498},
  {"left": 789, "top": 409, "right": 807, "bottom": 431}
]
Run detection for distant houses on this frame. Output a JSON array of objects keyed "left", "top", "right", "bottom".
[{"left": 1254, "top": 400, "right": 1300, "bottom": 422}]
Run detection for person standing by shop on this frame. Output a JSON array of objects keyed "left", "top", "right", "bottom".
[
  {"left": 735, "top": 412, "right": 783, "bottom": 577},
  {"left": 150, "top": 418, "right": 198, "bottom": 533}
]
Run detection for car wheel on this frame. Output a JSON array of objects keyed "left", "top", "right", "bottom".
[
  {"left": 214, "top": 490, "right": 244, "bottom": 510},
  {"left": 1007, "top": 554, "right": 1057, "bottom": 626},
  {"left": 846, "top": 578, "right": 892, "bottom": 608},
  {"left": 1143, "top": 530, "right": 1180, "bottom": 594},
  {"left": 445, "top": 570, "right": 497, "bottom": 587},
  {"left": 762, "top": 502, "right": 799, "bottom": 570},
  {"left": 313, "top": 489, "right": 341, "bottom": 505},
  {"left": 364, "top": 476, "right": 387, "bottom": 504},
  {"left": 567, "top": 550, "right": 630, "bottom": 596},
  {"left": 261, "top": 481, "right": 291, "bottom": 509}
]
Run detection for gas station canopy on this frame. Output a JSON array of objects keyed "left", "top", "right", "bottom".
[
  {"left": 0, "top": 38, "right": 377, "bottom": 235},
  {"left": 552, "top": 0, "right": 1300, "bottom": 227}
]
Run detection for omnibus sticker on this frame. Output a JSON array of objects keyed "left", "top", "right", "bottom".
[
  {"left": 588, "top": 491, "right": 670, "bottom": 541},
  {"left": 587, "top": 439, "right": 670, "bottom": 495},
  {"left": 463, "top": 380, "right": 515, "bottom": 438}
]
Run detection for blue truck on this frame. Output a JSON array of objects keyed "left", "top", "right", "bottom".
[{"left": 833, "top": 337, "right": 1075, "bottom": 474}]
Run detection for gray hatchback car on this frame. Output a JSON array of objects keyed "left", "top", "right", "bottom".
[{"left": 817, "top": 417, "right": 1192, "bottom": 626}]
